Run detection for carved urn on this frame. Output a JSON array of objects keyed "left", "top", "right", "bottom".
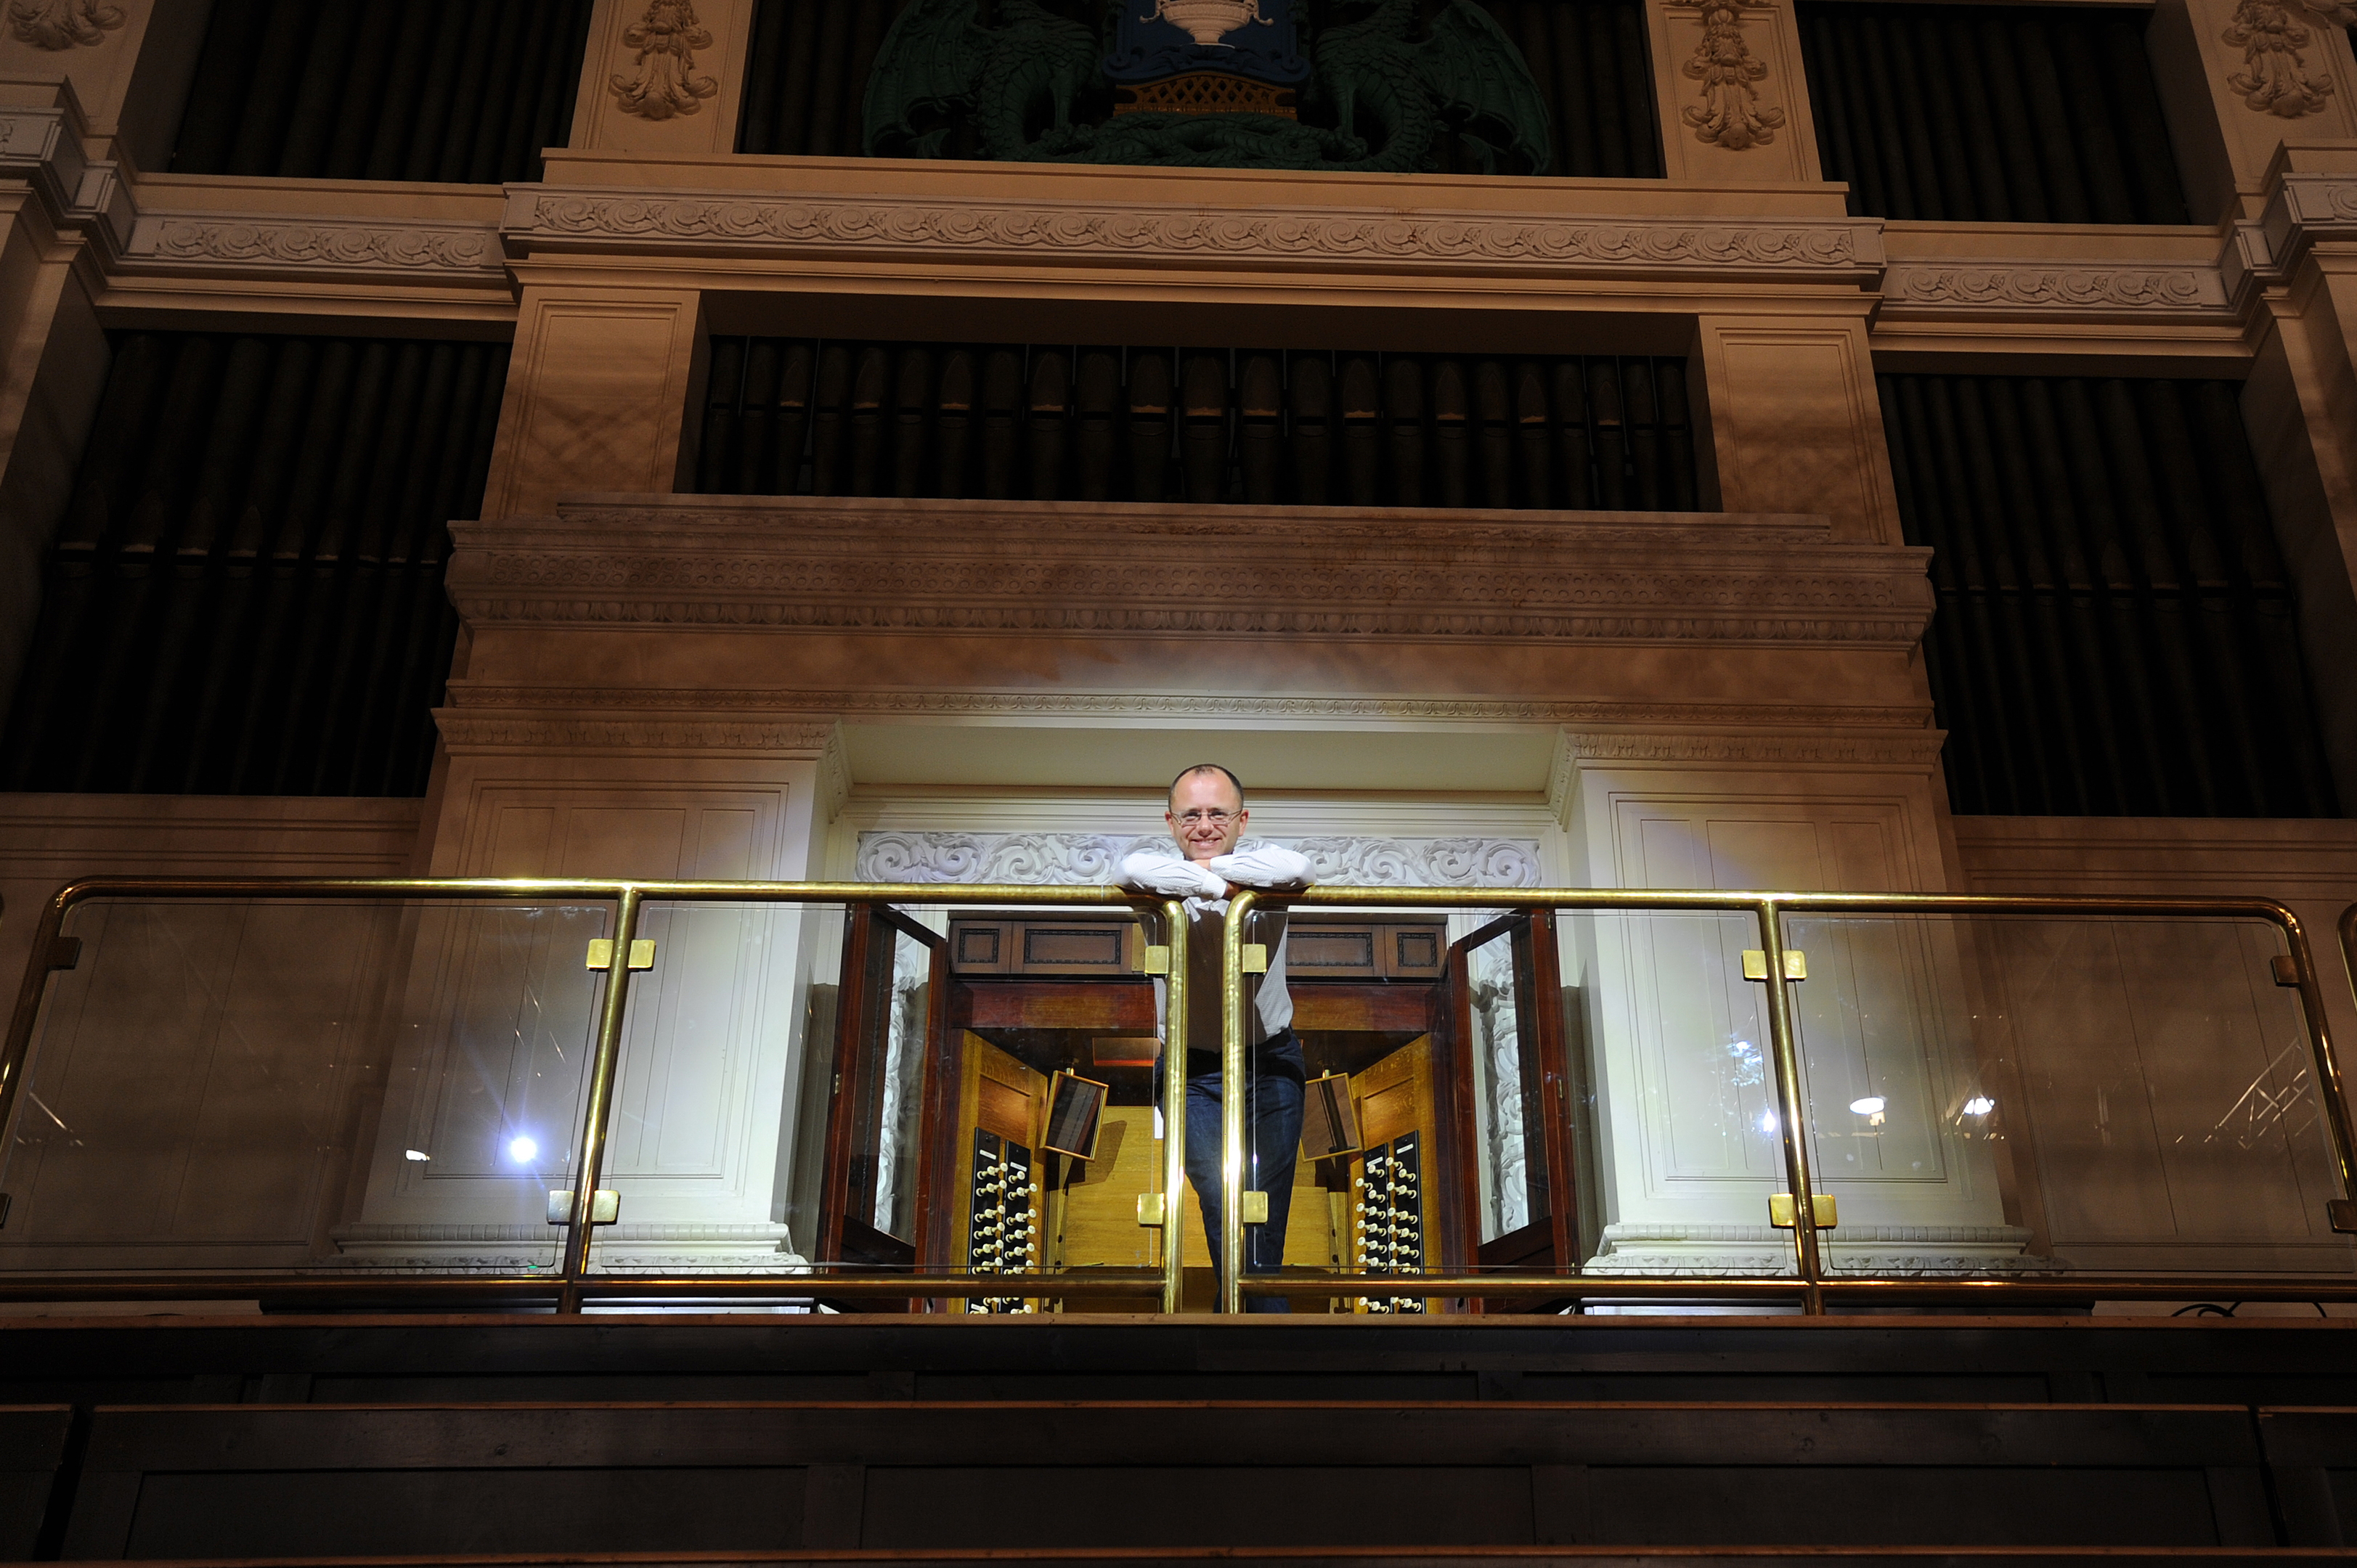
[{"left": 1144, "top": 0, "right": 1270, "bottom": 46}]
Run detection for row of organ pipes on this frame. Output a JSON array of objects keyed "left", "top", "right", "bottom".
[{"left": 698, "top": 340, "right": 1701, "bottom": 512}]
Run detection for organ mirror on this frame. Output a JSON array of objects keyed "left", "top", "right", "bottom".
[{"left": 811, "top": 906, "right": 1586, "bottom": 1312}]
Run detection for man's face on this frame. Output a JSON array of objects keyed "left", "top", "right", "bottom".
[{"left": 1166, "top": 770, "right": 1246, "bottom": 865}]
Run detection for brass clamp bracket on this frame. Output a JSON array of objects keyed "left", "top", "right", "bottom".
[
  {"left": 586, "top": 939, "right": 656, "bottom": 971},
  {"left": 1770, "top": 1193, "right": 1837, "bottom": 1228},
  {"left": 547, "top": 1189, "right": 620, "bottom": 1225},
  {"left": 1742, "top": 950, "right": 1807, "bottom": 981}
]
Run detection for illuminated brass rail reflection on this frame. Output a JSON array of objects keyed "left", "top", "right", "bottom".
[{"left": 1, "top": 876, "right": 2350, "bottom": 1315}]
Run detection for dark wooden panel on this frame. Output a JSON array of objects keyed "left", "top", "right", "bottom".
[
  {"left": 1290, "top": 984, "right": 1432, "bottom": 1034},
  {"left": 0, "top": 1404, "right": 70, "bottom": 1561},
  {"left": 864, "top": 1464, "right": 1534, "bottom": 1548},
  {"left": 76, "top": 1402, "right": 2264, "bottom": 1473},
  {"left": 951, "top": 981, "right": 1155, "bottom": 1031},
  {"left": 1588, "top": 1466, "right": 2217, "bottom": 1547},
  {"left": 121, "top": 1469, "right": 805, "bottom": 1559}
]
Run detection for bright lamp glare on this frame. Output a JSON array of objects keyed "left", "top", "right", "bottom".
[
  {"left": 508, "top": 1135, "right": 538, "bottom": 1164},
  {"left": 1963, "top": 1096, "right": 1995, "bottom": 1116},
  {"left": 1849, "top": 1095, "right": 1887, "bottom": 1116},
  {"left": 1758, "top": 1109, "right": 1778, "bottom": 1133}
]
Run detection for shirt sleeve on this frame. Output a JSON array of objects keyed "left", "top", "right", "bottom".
[
  {"left": 1118, "top": 852, "right": 1227, "bottom": 898},
  {"left": 1208, "top": 843, "right": 1316, "bottom": 890}
]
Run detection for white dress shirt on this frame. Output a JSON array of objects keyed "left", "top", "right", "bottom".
[{"left": 1120, "top": 842, "right": 1316, "bottom": 1044}]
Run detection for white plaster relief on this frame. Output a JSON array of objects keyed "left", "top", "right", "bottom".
[
  {"left": 508, "top": 189, "right": 1882, "bottom": 279},
  {"left": 855, "top": 832, "right": 1541, "bottom": 889}
]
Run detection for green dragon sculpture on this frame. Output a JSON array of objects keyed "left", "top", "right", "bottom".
[{"left": 863, "top": 0, "right": 1553, "bottom": 175}]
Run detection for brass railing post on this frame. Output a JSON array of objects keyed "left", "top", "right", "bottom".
[
  {"left": 1220, "top": 890, "right": 1257, "bottom": 1313},
  {"left": 1756, "top": 898, "right": 1828, "bottom": 1315},
  {"left": 1160, "top": 898, "right": 1188, "bottom": 1314},
  {"left": 558, "top": 884, "right": 644, "bottom": 1311}
]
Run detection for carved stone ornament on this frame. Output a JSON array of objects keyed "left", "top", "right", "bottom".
[
  {"left": 506, "top": 190, "right": 1881, "bottom": 283},
  {"left": 446, "top": 496, "right": 1934, "bottom": 650},
  {"left": 611, "top": 0, "right": 719, "bottom": 121},
  {"left": 126, "top": 215, "right": 503, "bottom": 277},
  {"left": 2224, "top": 0, "right": 2336, "bottom": 117},
  {"left": 433, "top": 712, "right": 841, "bottom": 754},
  {"left": 1673, "top": 0, "right": 1786, "bottom": 150},
  {"left": 1883, "top": 264, "right": 2223, "bottom": 314},
  {"left": 9, "top": 0, "right": 124, "bottom": 49},
  {"left": 856, "top": 832, "right": 1541, "bottom": 889}
]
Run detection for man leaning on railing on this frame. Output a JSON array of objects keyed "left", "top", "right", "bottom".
[{"left": 1120, "top": 764, "right": 1315, "bottom": 1312}]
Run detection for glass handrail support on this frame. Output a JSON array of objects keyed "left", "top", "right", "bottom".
[{"left": 0, "top": 875, "right": 2350, "bottom": 1314}]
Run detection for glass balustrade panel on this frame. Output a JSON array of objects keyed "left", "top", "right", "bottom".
[
  {"left": 1786, "top": 912, "right": 2357, "bottom": 1283},
  {"left": 0, "top": 897, "right": 608, "bottom": 1282},
  {"left": 585, "top": 899, "right": 1171, "bottom": 1314}
]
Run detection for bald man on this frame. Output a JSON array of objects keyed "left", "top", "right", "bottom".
[{"left": 1120, "top": 763, "right": 1316, "bottom": 1312}]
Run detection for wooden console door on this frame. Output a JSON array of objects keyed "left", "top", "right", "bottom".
[
  {"left": 1440, "top": 910, "right": 1576, "bottom": 1307},
  {"left": 815, "top": 903, "right": 948, "bottom": 1273}
]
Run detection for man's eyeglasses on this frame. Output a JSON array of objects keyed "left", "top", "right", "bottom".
[{"left": 1173, "top": 809, "right": 1237, "bottom": 828}]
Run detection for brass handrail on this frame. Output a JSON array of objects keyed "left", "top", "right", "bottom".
[
  {"left": 1221, "top": 886, "right": 2357, "bottom": 1315},
  {"left": 1, "top": 876, "right": 2350, "bottom": 1315}
]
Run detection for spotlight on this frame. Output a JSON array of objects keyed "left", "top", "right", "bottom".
[
  {"left": 1963, "top": 1096, "right": 1995, "bottom": 1116},
  {"left": 1849, "top": 1096, "right": 1886, "bottom": 1116},
  {"left": 404, "top": 1149, "right": 431, "bottom": 1162},
  {"left": 508, "top": 1135, "right": 538, "bottom": 1164}
]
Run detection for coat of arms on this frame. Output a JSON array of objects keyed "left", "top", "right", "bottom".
[{"left": 863, "top": 0, "right": 1552, "bottom": 174}]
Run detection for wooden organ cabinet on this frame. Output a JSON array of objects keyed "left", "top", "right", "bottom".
[{"left": 812, "top": 905, "right": 1581, "bottom": 1312}]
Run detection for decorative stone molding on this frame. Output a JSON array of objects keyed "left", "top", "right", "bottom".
[
  {"left": 1881, "top": 263, "right": 2230, "bottom": 318},
  {"left": 1562, "top": 729, "right": 1948, "bottom": 767},
  {"left": 502, "top": 188, "right": 1883, "bottom": 282},
  {"left": 433, "top": 712, "right": 842, "bottom": 754},
  {"left": 610, "top": 0, "right": 720, "bottom": 121},
  {"left": 855, "top": 832, "right": 1542, "bottom": 889},
  {"left": 0, "top": 102, "right": 125, "bottom": 239},
  {"left": 1672, "top": 0, "right": 1786, "bottom": 150},
  {"left": 123, "top": 214, "right": 505, "bottom": 278},
  {"left": 2223, "top": 0, "right": 2335, "bottom": 117},
  {"left": 447, "top": 497, "right": 1934, "bottom": 650},
  {"left": 2227, "top": 174, "right": 2357, "bottom": 301},
  {"left": 9, "top": 0, "right": 123, "bottom": 49}
]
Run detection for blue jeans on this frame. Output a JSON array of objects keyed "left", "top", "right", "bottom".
[{"left": 1163, "top": 1031, "right": 1306, "bottom": 1313}]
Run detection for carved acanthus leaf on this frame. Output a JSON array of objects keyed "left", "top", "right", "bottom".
[
  {"left": 610, "top": 0, "right": 719, "bottom": 120},
  {"left": 2224, "top": 0, "right": 2335, "bottom": 116},
  {"left": 1672, "top": 0, "right": 1786, "bottom": 150},
  {"left": 9, "top": 0, "right": 123, "bottom": 49},
  {"left": 510, "top": 192, "right": 1878, "bottom": 279}
]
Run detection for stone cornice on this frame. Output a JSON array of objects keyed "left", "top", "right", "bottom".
[
  {"left": 502, "top": 184, "right": 1886, "bottom": 283},
  {"left": 1561, "top": 727, "right": 1947, "bottom": 766},
  {"left": 444, "top": 683, "right": 1933, "bottom": 732},
  {"left": 445, "top": 496, "right": 1934, "bottom": 649},
  {"left": 1880, "top": 261, "right": 2228, "bottom": 319},
  {"left": 121, "top": 211, "right": 507, "bottom": 279},
  {"left": 432, "top": 711, "right": 842, "bottom": 754}
]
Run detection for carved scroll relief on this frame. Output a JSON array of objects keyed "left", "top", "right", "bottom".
[
  {"left": 9, "top": 0, "right": 123, "bottom": 49},
  {"left": 2223, "top": 0, "right": 2336, "bottom": 117},
  {"left": 1672, "top": 0, "right": 1787, "bottom": 150},
  {"left": 611, "top": 0, "right": 719, "bottom": 120}
]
